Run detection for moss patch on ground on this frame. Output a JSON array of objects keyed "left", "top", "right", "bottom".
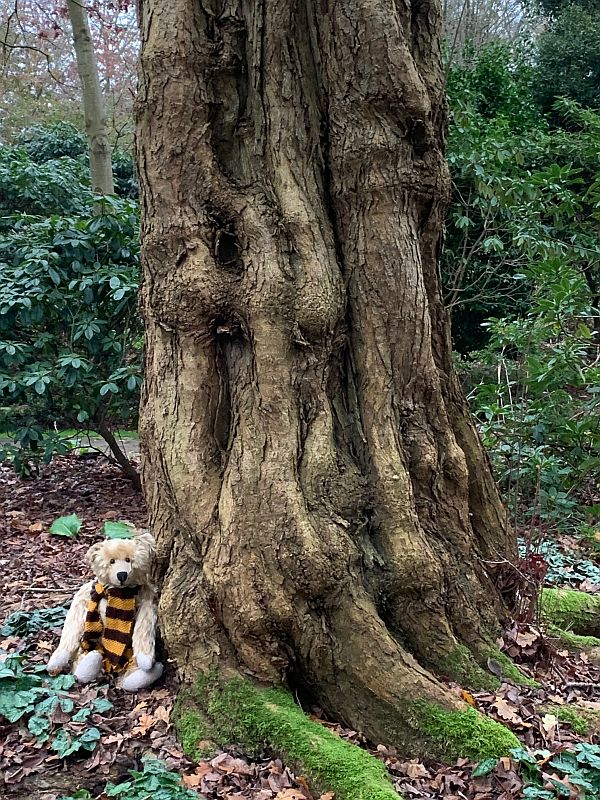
[
  {"left": 177, "top": 677, "right": 399, "bottom": 800},
  {"left": 410, "top": 701, "right": 520, "bottom": 761},
  {"left": 437, "top": 644, "right": 500, "bottom": 690},
  {"left": 175, "top": 708, "right": 212, "bottom": 760},
  {"left": 548, "top": 706, "right": 591, "bottom": 736},
  {"left": 541, "top": 588, "right": 600, "bottom": 636}
]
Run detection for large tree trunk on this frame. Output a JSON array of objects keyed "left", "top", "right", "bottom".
[
  {"left": 66, "top": 0, "right": 114, "bottom": 195},
  {"left": 136, "top": 0, "right": 516, "bottom": 747}
]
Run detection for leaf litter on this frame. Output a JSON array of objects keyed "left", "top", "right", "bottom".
[{"left": 3, "top": 455, "right": 600, "bottom": 799}]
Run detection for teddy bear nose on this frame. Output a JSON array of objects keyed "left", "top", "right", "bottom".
[{"left": 117, "top": 571, "right": 128, "bottom": 584}]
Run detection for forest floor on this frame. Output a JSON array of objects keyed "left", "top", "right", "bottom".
[{"left": 1, "top": 455, "right": 600, "bottom": 800}]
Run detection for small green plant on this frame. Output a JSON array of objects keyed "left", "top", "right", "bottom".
[
  {"left": 468, "top": 258, "right": 600, "bottom": 534},
  {"left": 474, "top": 744, "right": 600, "bottom": 798},
  {"left": 50, "top": 513, "right": 83, "bottom": 539},
  {"left": 59, "top": 758, "right": 199, "bottom": 800},
  {"left": 0, "top": 650, "right": 111, "bottom": 757},
  {"left": 103, "top": 520, "right": 136, "bottom": 539},
  {"left": 1, "top": 605, "right": 68, "bottom": 637}
]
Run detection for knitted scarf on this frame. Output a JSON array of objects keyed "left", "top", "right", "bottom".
[{"left": 81, "top": 582, "right": 138, "bottom": 674}]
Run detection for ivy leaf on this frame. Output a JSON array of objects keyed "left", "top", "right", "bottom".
[
  {"left": 28, "top": 714, "right": 51, "bottom": 736},
  {"left": 72, "top": 707, "right": 91, "bottom": 722},
  {"left": 51, "top": 729, "right": 80, "bottom": 758},
  {"left": 49, "top": 673, "right": 76, "bottom": 691},
  {"left": 49, "top": 514, "right": 82, "bottom": 538},
  {"left": 522, "top": 788, "right": 554, "bottom": 799},
  {"left": 92, "top": 697, "right": 113, "bottom": 713},
  {"left": 78, "top": 726, "right": 101, "bottom": 750},
  {"left": 472, "top": 757, "right": 498, "bottom": 777},
  {"left": 103, "top": 520, "right": 136, "bottom": 539},
  {"left": 575, "top": 742, "right": 600, "bottom": 769}
]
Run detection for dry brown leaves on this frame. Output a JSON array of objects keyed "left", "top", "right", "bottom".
[
  {"left": 5, "top": 456, "right": 600, "bottom": 800},
  {"left": 0, "top": 456, "right": 321, "bottom": 800}
]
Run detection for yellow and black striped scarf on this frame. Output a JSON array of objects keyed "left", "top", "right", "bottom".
[{"left": 81, "top": 582, "right": 138, "bottom": 674}]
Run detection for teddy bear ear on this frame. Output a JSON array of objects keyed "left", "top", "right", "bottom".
[
  {"left": 134, "top": 530, "right": 156, "bottom": 555},
  {"left": 85, "top": 542, "right": 104, "bottom": 568}
]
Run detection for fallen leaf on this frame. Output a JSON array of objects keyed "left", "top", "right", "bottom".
[
  {"left": 403, "top": 760, "right": 430, "bottom": 778},
  {"left": 461, "top": 690, "right": 476, "bottom": 707},
  {"left": 487, "top": 657, "right": 503, "bottom": 678},
  {"left": 131, "top": 713, "right": 157, "bottom": 736},
  {"left": 494, "top": 697, "right": 523, "bottom": 724},
  {"left": 514, "top": 630, "right": 539, "bottom": 647},
  {"left": 211, "top": 752, "right": 253, "bottom": 775},
  {"left": 153, "top": 704, "right": 171, "bottom": 725},
  {"left": 541, "top": 713, "right": 558, "bottom": 738},
  {"left": 28, "top": 521, "right": 43, "bottom": 533}
]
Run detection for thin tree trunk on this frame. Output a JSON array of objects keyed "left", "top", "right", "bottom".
[
  {"left": 95, "top": 420, "right": 141, "bottom": 491},
  {"left": 66, "top": 0, "right": 114, "bottom": 195},
  {"left": 135, "top": 0, "right": 516, "bottom": 749}
]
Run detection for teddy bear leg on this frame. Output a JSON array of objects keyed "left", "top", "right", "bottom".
[
  {"left": 74, "top": 651, "right": 103, "bottom": 684},
  {"left": 47, "top": 648, "right": 71, "bottom": 675},
  {"left": 120, "top": 661, "right": 164, "bottom": 692}
]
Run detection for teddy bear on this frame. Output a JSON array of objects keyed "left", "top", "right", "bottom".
[{"left": 47, "top": 531, "right": 163, "bottom": 691}]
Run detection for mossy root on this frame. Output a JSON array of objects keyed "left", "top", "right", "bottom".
[
  {"left": 409, "top": 701, "right": 519, "bottom": 761},
  {"left": 481, "top": 648, "right": 539, "bottom": 687},
  {"left": 541, "top": 588, "right": 600, "bottom": 637},
  {"left": 174, "top": 675, "right": 519, "bottom": 799},
  {"left": 176, "top": 678, "right": 399, "bottom": 800},
  {"left": 436, "top": 644, "right": 537, "bottom": 689},
  {"left": 547, "top": 623, "right": 600, "bottom": 651}
]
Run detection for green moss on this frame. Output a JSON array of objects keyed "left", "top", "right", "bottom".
[
  {"left": 437, "top": 645, "right": 500, "bottom": 690},
  {"left": 410, "top": 701, "right": 520, "bottom": 761},
  {"left": 548, "top": 623, "right": 600, "bottom": 650},
  {"left": 541, "top": 588, "right": 600, "bottom": 635},
  {"left": 479, "top": 648, "right": 539, "bottom": 687},
  {"left": 177, "top": 710, "right": 210, "bottom": 760},
  {"left": 550, "top": 706, "right": 590, "bottom": 736},
  {"left": 186, "top": 677, "right": 398, "bottom": 800}
]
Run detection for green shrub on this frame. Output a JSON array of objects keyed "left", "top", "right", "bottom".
[
  {"left": 0, "top": 150, "right": 141, "bottom": 475},
  {"left": 17, "top": 122, "right": 87, "bottom": 163},
  {"left": 469, "top": 259, "right": 600, "bottom": 531}
]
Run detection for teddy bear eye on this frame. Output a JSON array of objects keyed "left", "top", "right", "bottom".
[
  {"left": 110, "top": 559, "right": 115, "bottom": 564},
  {"left": 125, "top": 557, "right": 131, "bottom": 563}
]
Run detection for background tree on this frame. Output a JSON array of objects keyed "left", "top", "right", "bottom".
[
  {"left": 65, "top": 0, "right": 113, "bottom": 194},
  {"left": 535, "top": 3, "right": 600, "bottom": 112},
  {"left": 136, "top": 0, "right": 520, "bottom": 755},
  {"left": 443, "top": 0, "right": 526, "bottom": 66},
  {"left": 0, "top": 0, "right": 138, "bottom": 144}
]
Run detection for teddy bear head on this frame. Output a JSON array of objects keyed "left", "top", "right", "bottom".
[{"left": 85, "top": 531, "right": 155, "bottom": 588}]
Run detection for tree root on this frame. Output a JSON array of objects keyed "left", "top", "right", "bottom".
[
  {"left": 174, "top": 674, "right": 519, "bottom": 800},
  {"left": 541, "top": 588, "right": 600, "bottom": 637}
]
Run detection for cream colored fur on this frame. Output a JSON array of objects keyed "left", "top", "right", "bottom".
[{"left": 47, "top": 531, "right": 163, "bottom": 691}]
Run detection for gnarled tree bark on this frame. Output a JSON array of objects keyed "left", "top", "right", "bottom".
[{"left": 136, "top": 0, "right": 516, "bottom": 747}]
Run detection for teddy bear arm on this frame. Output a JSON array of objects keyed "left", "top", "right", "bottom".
[
  {"left": 132, "top": 589, "right": 157, "bottom": 667},
  {"left": 56, "top": 582, "right": 93, "bottom": 656}
]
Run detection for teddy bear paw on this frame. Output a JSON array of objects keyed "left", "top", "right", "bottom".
[
  {"left": 121, "top": 661, "right": 163, "bottom": 692},
  {"left": 74, "top": 651, "right": 103, "bottom": 683},
  {"left": 47, "top": 649, "right": 71, "bottom": 675},
  {"left": 135, "top": 653, "right": 154, "bottom": 671}
]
